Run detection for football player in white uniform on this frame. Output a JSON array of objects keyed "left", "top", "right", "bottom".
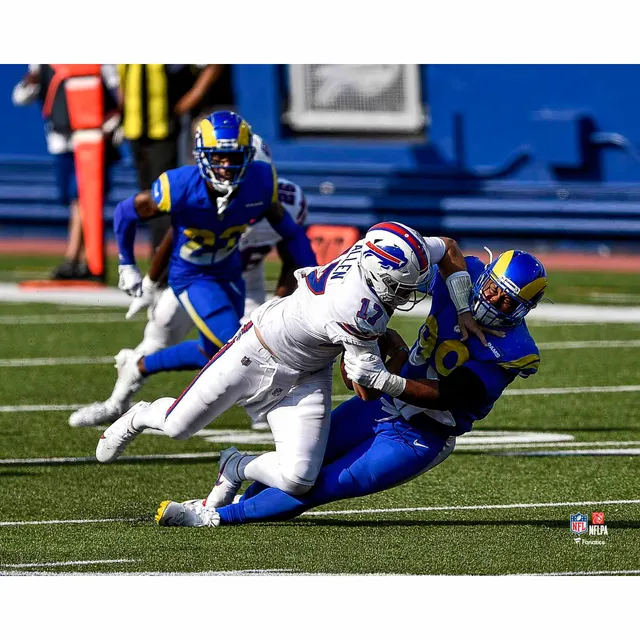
[
  {"left": 96, "top": 222, "right": 497, "bottom": 507},
  {"left": 68, "top": 175, "right": 307, "bottom": 429}
]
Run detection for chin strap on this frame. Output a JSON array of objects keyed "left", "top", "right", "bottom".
[{"left": 216, "top": 193, "right": 231, "bottom": 218}]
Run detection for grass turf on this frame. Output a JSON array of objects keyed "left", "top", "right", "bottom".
[{"left": 0, "top": 256, "right": 638, "bottom": 575}]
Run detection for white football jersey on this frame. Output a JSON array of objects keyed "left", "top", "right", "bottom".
[
  {"left": 240, "top": 177, "right": 308, "bottom": 272},
  {"left": 251, "top": 240, "right": 390, "bottom": 372}
]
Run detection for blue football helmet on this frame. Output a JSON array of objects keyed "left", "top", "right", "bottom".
[
  {"left": 471, "top": 250, "right": 547, "bottom": 328},
  {"left": 193, "top": 111, "right": 256, "bottom": 194}
]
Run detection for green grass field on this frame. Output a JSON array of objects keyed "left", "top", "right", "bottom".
[{"left": 0, "top": 255, "right": 639, "bottom": 576}]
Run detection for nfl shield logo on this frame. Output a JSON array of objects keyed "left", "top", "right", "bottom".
[{"left": 570, "top": 513, "right": 588, "bottom": 535}]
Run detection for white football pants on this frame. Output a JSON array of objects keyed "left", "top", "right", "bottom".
[{"left": 134, "top": 323, "right": 333, "bottom": 494}]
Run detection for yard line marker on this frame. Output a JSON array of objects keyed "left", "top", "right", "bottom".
[
  {"left": 0, "top": 356, "right": 113, "bottom": 367},
  {"left": 1, "top": 340, "right": 638, "bottom": 369},
  {"left": 503, "top": 385, "right": 640, "bottom": 396},
  {"left": 0, "top": 404, "right": 85, "bottom": 413},
  {"left": 333, "top": 385, "right": 640, "bottom": 403},
  {"left": 537, "top": 339, "right": 640, "bottom": 350},
  {"left": 0, "top": 517, "right": 141, "bottom": 527},
  {"left": 0, "top": 569, "right": 296, "bottom": 576},
  {"left": 0, "top": 450, "right": 262, "bottom": 467},
  {"left": 458, "top": 440, "right": 640, "bottom": 451},
  {"left": 305, "top": 498, "right": 640, "bottom": 517},
  {"left": 2, "top": 568, "right": 638, "bottom": 576},
  {"left": 0, "top": 559, "right": 138, "bottom": 569},
  {"left": 0, "top": 313, "right": 136, "bottom": 325},
  {"left": 2, "top": 498, "right": 639, "bottom": 527},
  {"left": 509, "top": 569, "right": 640, "bottom": 576},
  {"left": 496, "top": 448, "right": 640, "bottom": 457}
]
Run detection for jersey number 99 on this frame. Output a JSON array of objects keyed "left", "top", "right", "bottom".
[{"left": 418, "top": 315, "right": 470, "bottom": 376}]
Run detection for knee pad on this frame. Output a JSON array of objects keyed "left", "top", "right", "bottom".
[
  {"left": 278, "top": 458, "right": 320, "bottom": 495},
  {"left": 278, "top": 474, "right": 313, "bottom": 496}
]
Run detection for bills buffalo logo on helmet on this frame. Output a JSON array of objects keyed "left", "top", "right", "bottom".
[{"left": 362, "top": 242, "right": 408, "bottom": 271}]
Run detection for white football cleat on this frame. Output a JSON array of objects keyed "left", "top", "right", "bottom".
[
  {"left": 155, "top": 499, "right": 220, "bottom": 527},
  {"left": 205, "top": 447, "right": 243, "bottom": 508},
  {"left": 69, "top": 400, "right": 128, "bottom": 428},
  {"left": 95, "top": 400, "right": 149, "bottom": 463},
  {"left": 110, "top": 349, "right": 145, "bottom": 405}
]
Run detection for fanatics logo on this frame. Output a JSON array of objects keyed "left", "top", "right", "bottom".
[{"left": 241, "top": 356, "right": 252, "bottom": 367}]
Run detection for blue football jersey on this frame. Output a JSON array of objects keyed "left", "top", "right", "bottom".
[
  {"left": 151, "top": 160, "right": 277, "bottom": 294},
  {"left": 399, "top": 256, "right": 540, "bottom": 435}
]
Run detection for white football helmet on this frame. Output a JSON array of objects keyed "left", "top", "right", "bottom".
[{"left": 358, "top": 222, "right": 433, "bottom": 309}]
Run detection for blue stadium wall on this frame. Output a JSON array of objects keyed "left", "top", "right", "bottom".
[{"left": 2, "top": 64, "right": 640, "bottom": 243}]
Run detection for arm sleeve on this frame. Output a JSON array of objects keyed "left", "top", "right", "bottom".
[
  {"left": 423, "top": 236, "right": 446, "bottom": 265},
  {"left": 113, "top": 196, "right": 139, "bottom": 265}
]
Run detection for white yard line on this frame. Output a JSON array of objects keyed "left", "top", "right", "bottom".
[
  {"left": 503, "top": 384, "right": 640, "bottom": 396},
  {"left": 305, "top": 498, "right": 640, "bottom": 517},
  {"left": 457, "top": 440, "right": 640, "bottom": 450},
  {"left": 2, "top": 568, "right": 638, "bottom": 576},
  {"left": 0, "top": 559, "right": 138, "bottom": 569},
  {"left": 2, "top": 498, "right": 639, "bottom": 528},
  {"left": 333, "top": 385, "right": 640, "bottom": 403},
  {"left": 0, "top": 517, "right": 141, "bottom": 527},
  {"left": 0, "top": 569, "right": 297, "bottom": 576},
  {"left": 2, "top": 339, "right": 639, "bottom": 368},
  {"left": 0, "top": 451, "right": 263, "bottom": 467},
  {"left": 511, "top": 569, "right": 640, "bottom": 576},
  {"left": 0, "top": 313, "right": 135, "bottom": 325},
  {"left": 497, "top": 448, "right": 640, "bottom": 456},
  {"left": 0, "top": 404, "right": 85, "bottom": 413},
  {"left": 2, "top": 282, "right": 640, "bottom": 322},
  {"left": 537, "top": 339, "right": 640, "bottom": 350},
  {"left": 0, "top": 356, "right": 113, "bottom": 367}
]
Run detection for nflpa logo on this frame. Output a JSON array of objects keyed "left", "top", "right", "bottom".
[{"left": 592, "top": 512, "right": 605, "bottom": 525}]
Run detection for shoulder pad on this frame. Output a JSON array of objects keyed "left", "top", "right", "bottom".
[
  {"left": 470, "top": 323, "right": 540, "bottom": 377},
  {"left": 151, "top": 166, "right": 195, "bottom": 213}
]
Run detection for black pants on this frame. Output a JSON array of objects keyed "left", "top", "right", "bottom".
[{"left": 128, "top": 136, "right": 178, "bottom": 254}]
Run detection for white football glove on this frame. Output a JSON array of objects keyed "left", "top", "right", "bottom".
[
  {"left": 343, "top": 352, "right": 387, "bottom": 390},
  {"left": 118, "top": 264, "right": 143, "bottom": 298},
  {"left": 125, "top": 275, "right": 161, "bottom": 320}
]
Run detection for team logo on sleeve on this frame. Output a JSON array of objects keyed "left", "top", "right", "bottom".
[{"left": 362, "top": 242, "right": 408, "bottom": 270}]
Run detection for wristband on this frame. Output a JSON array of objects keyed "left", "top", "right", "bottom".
[
  {"left": 379, "top": 373, "right": 407, "bottom": 397},
  {"left": 446, "top": 271, "right": 473, "bottom": 313}
]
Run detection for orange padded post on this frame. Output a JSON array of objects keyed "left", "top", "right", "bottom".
[{"left": 64, "top": 72, "right": 105, "bottom": 279}]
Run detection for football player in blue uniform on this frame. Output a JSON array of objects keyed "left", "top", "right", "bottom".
[
  {"left": 154, "top": 249, "right": 547, "bottom": 527},
  {"left": 107, "top": 111, "right": 317, "bottom": 415}
]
